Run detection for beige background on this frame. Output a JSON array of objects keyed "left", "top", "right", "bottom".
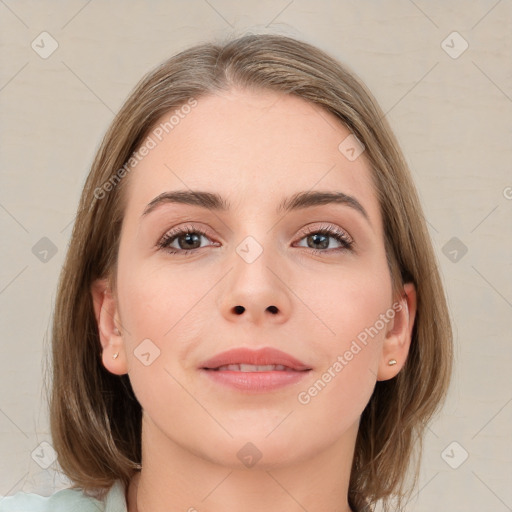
[{"left": 0, "top": 1, "right": 511, "bottom": 510}]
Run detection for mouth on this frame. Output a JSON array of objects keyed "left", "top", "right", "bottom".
[
  {"left": 199, "top": 346, "right": 312, "bottom": 372},
  {"left": 206, "top": 364, "right": 309, "bottom": 372},
  {"left": 199, "top": 347, "right": 312, "bottom": 392}
]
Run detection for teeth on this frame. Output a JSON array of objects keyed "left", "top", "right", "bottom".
[{"left": 215, "top": 364, "right": 289, "bottom": 372}]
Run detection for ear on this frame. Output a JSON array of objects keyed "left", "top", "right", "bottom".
[
  {"left": 90, "top": 277, "right": 128, "bottom": 375},
  {"left": 376, "top": 282, "right": 417, "bottom": 381}
]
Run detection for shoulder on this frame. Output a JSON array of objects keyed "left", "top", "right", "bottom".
[{"left": 0, "top": 480, "right": 127, "bottom": 512}]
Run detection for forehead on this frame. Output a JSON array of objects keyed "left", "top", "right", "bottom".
[{"left": 122, "top": 87, "right": 380, "bottom": 223}]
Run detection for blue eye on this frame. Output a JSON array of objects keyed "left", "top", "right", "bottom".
[{"left": 295, "top": 225, "right": 353, "bottom": 254}]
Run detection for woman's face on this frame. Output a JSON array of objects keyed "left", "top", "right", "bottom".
[{"left": 96, "top": 87, "right": 413, "bottom": 469}]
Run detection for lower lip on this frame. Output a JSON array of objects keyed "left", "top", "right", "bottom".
[{"left": 200, "top": 369, "right": 311, "bottom": 392}]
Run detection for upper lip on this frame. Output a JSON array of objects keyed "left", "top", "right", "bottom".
[{"left": 199, "top": 347, "right": 312, "bottom": 371}]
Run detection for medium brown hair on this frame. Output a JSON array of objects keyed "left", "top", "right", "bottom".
[{"left": 46, "top": 33, "right": 453, "bottom": 511}]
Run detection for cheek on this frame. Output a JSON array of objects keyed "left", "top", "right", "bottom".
[
  {"left": 298, "top": 260, "right": 391, "bottom": 400},
  {"left": 293, "top": 269, "right": 390, "bottom": 436},
  {"left": 115, "top": 261, "right": 206, "bottom": 417},
  {"left": 116, "top": 257, "right": 216, "bottom": 386},
  {"left": 300, "top": 257, "right": 392, "bottom": 343},
  {"left": 118, "top": 256, "right": 208, "bottom": 336}
]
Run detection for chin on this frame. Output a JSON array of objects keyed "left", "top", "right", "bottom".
[{"left": 196, "top": 431, "right": 311, "bottom": 470}]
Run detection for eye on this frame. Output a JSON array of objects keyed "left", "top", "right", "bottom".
[
  {"left": 157, "top": 223, "right": 353, "bottom": 256},
  {"left": 157, "top": 225, "right": 219, "bottom": 255},
  {"left": 294, "top": 224, "right": 353, "bottom": 254}
]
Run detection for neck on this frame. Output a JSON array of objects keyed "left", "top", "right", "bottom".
[{"left": 126, "top": 414, "right": 358, "bottom": 512}]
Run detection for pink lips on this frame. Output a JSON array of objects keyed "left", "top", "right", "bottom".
[
  {"left": 199, "top": 347, "right": 312, "bottom": 392},
  {"left": 199, "top": 347, "right": 311, "bottom": 371}
]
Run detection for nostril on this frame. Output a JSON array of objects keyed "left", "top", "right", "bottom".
[
  {"left": 234, "top": 305, "right": 245, "bottom": 314},
  {"left": 267, "top": 306, "right": 278, "bottom": 314}
]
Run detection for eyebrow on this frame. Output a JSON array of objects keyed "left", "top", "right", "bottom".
[{"left": 141, "top": 189, "right": 371, "bottom": 225}]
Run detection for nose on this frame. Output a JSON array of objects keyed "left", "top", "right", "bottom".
[{"left": 218, "top": 240, "right": 292, "bottom": 326}]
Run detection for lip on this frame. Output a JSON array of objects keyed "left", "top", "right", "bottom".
[
  {"left": 199, "top": 347, "right": 312, "bottom": 393},
  {"left": 199, "top": 347, "right": 311, "bottom": 371}
]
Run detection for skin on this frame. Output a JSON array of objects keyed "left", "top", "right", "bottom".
[{"left": 91, "top": 87, "right": 416, "bottom": 512}]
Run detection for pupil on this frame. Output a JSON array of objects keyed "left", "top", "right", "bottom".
[
  {"left": 309, "top": 233, "right": 328, "bottom": 249},
  {"left": 180, "top": 233, "right": 200, "bottom": 249}
]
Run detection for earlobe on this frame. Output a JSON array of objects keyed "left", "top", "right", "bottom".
[
  {"left": 376, "top": 282, "right": 417, "bottom": 381},
  {"left": 90, "top": 278, "right": 128, "bottom": 375}
]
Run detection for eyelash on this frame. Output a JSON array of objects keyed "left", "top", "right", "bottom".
[{"left": 157, "top": 223, "right": 354, "bottom": 256}]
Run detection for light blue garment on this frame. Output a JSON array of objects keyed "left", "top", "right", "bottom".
[{"left": 0, "top": 480, "right": 127, "bottom": 512}]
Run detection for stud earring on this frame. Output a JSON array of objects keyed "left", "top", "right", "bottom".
[
  {"left": 388, "top": 359, "right": 397, "bottom": 366},
  {"left": 112, "top": 352, "right": 119, "bottom": 360}
]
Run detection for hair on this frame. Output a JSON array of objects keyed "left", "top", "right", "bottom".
[{"left": 45, "top": 33, "right": 453, "bottom": 511}]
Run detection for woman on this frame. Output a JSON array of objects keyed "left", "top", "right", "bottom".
[{"left": 0, "top": 33, "right": 453, "bottom": 512}]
